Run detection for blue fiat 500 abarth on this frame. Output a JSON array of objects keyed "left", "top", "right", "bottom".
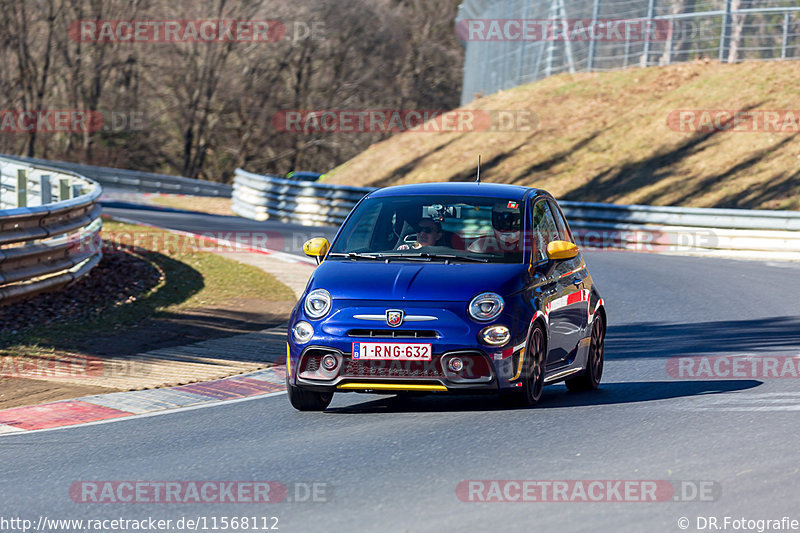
[{"left": 286, "top": 182, "right": 606, "bottom": 410}]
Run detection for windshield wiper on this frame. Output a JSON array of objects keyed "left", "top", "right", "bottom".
[
  {"left": 327, "top": 252, "right": 382, "bottom": 260},
  {"left": 384, "top": 252, "right": 490, "bottom": 263}
]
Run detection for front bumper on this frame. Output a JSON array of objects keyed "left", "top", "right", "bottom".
[
  {"left": 294, "top": 345, "right": 501, "bottom": 393},
  {"left": 287, "top": 300, "right": 531, "bottom": 393}
]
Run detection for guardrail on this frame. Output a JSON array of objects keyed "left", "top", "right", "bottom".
[
  {"left": 233, "top": 169, "right": 372, "bottom": 226},
  {"left": 0, "top": 157, "right": 103, "bottom": 305},
  {"left": 233, "top": 168, "right": 800, "bottom": 261},
  {"left": 1, "top": 155, "right": 232, "bottom": 198},
  {"left": 561, "top": 202, "right": 800, "bottom": 261}
]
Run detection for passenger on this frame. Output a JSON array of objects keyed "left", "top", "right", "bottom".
[{"left": 397, "top": 218, "right": 443, "bottom": 250}]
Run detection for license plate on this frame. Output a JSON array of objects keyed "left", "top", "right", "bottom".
[{"left": 352, "top": 342, "right": 432, "bottom": 361}]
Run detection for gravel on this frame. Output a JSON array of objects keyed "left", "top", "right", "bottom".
[{"left": 0, "top": 249, "right": 162, "bottom": 335}]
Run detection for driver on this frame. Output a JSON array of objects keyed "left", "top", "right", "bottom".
[
  {"left": 468, "top": 204, "right": 522, "bottom": 254},
  {"left": 397, "top": 218, "right": 443, "bottom": 250}
]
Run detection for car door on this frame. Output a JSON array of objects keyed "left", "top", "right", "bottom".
[
  {"left": 548, "top": 199, "right": 589, "bottom": 365},
  {"left": 529, "top": 199, "right": 577, "bottom": 367}
]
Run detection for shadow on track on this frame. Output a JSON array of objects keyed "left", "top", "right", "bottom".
[
  {"left": 324, "top": 379, "right": 762, "bottom": 414},
  {"left": 606, "top": 317, "right": 800, "bottom": 359}
]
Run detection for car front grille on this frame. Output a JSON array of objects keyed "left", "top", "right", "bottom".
[
  {"left": 346, "top": 329, "right": 438, "bottom": 339},
  {"left": 342, "top": 358, "right": 444, "bottom": 378}
]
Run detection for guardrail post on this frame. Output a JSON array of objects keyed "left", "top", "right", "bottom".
[
  {"left": 60, "top": 177, "right": 71, "bottom": 200},
  {"left": 40, "top": 174, "right": 52, "bottom": 204},
  {"left": 17, "top": 169, "right": 27, "bottom": 208}
]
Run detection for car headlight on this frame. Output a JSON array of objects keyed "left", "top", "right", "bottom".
[
  {"left": 468, "top": 292, "right": 504, "bottom": 321},
  {"left": 304, "top": 289, "right": 331, "bottom": 319},
  {"left": 292, "top": 321, "right": 314, "bottom": 344},
  {"left": 480, "top": 325, "right": 511, "bottom": 346}
]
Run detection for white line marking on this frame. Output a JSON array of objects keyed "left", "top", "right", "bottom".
[{"left": 0, "top": 390, "right": 287, "bottom": 438}]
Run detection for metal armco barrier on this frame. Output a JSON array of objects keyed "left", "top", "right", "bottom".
[
  {"left": 561, "top": 202, "right": 800, "bottom": 261},
  {"left": 233, "top": 169, "right": 373, "bottom": 226},
  {"left": 233, "top": 168, "right": 800, "bottom": 261},
  {"left": 0, "top": 157, "right": 103, "bottom": 305},
  {"left": 1, "top": 155, "right": 231, "bottom": 198}
]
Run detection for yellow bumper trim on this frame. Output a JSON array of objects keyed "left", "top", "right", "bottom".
[
  {"left": 336, "top": 383, "right": 447, "bottom": 392},
  {"left": 510, "top": 347, "right": 526, "bottom": 381}
]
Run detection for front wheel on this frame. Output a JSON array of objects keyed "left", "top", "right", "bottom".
[
  {"left": 500, "top": 324, "right": 546, "bottom": 407},
  {"left": 565, "top": 314, "right": 605, "bottom": 392},
  {"left": 287, "top": 380, "right": 333, "bottom": 411}
]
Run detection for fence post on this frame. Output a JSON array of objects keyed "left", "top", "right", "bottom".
[
  {"left": 40, "top": 174, "right": 52, "bottom": 205},
  {"left": 558, "top": 0, "right": 576, "bottom": 73},
  {"left": 544, "top": 0, "right": 558, "bottom": 78},
  {"left": 781, "top": 12, "right": 790, "bottom": 59},
  {"left": 17, "top": 169, "right": 27, "bottom": 208},
  {"left": 60, "top": 177, "right": 71, "bottom": 200},
  {"left": 587, "top": 0, "right": 601, "bottom": 71},
  {"left": 517, "top": 0, "right": 531, "bottom": 82},
  {"left": 641, "top": 0, "right": 656, "bottom": 67},
  {"left": 719, "top": 0, "right": 732, "bottom": 62}
]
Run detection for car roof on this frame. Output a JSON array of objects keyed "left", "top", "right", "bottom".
[{"left": 368, "top": 181, "right": 543, "bottom": 201}]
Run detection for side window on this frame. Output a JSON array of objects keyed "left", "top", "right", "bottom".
[
  {"left": 531, "top": 200, "right": 560, "bottom": 262},
  {"left": 548, "top": 200, "right": 573, "bottom": 243}
]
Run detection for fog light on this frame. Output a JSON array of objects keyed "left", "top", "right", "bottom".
[
  {"left": 448, "top": 357, "right": 464, "bottom": 372},
  {"left": 292, "top": 321, "right": 314, "bottom": 344},
  {"left": 322, "top": 354, "right": 338, "bottom": 371},
  {"left": 480, "top": 325, "right": 511, "bottom": 346}
]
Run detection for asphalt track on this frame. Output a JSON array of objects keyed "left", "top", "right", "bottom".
[{"left": 2, "top": 205, "right": 800, "bottom": 533}]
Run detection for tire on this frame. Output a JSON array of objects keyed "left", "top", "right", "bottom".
[
  {"left": 565, "top": 314, "right": 605, "bottom": 392},
  {"left": 500, "top": 324, "right": 546, "bottom": 407},
  {"left": 287, "top": 380, "right": 333, "bottom": 411}
]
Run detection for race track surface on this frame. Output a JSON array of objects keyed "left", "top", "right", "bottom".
[{"left": 4, "top": 206, "right": 799, "bottom": 532}]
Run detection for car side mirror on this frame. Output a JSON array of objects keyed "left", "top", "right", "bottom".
[
  {"left": 546, "top": 240, "right": 579, "bottom": 261},
  {"left": 303, "top": 237, "right": 330, "bottom": 265}
]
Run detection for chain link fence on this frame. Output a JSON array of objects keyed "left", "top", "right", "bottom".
[{"left": 456, "top": 0, "right": 800, "bottom": 104}]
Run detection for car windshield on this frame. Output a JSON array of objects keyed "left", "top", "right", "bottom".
[{"left": 329, "top": 195, "right": 525, "bottom": 263}]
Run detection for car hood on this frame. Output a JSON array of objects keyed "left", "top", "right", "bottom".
[{"left": 308, "top": 260, "right": 529, "bottom": 302}]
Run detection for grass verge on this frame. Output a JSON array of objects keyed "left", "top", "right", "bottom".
[
  {"left": 149, "top": 195, "right": 235, "bottom": 216},
  {"left": 0, "top": 220, "right": 295, "bottom": 409},
  {"left": 325, "top": 60, "right": 800, "bottom": 211}
]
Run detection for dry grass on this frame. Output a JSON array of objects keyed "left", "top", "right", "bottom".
[
  {"left": 325, "top": 60, "right": 800, "bottom": 211},
  {"left": 149, "top": 195, "right": 235, "bottom": 216}
]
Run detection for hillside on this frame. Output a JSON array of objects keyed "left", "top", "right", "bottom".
[{"left": 325, "top": 60, "right": 800, "bottom": 210}]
